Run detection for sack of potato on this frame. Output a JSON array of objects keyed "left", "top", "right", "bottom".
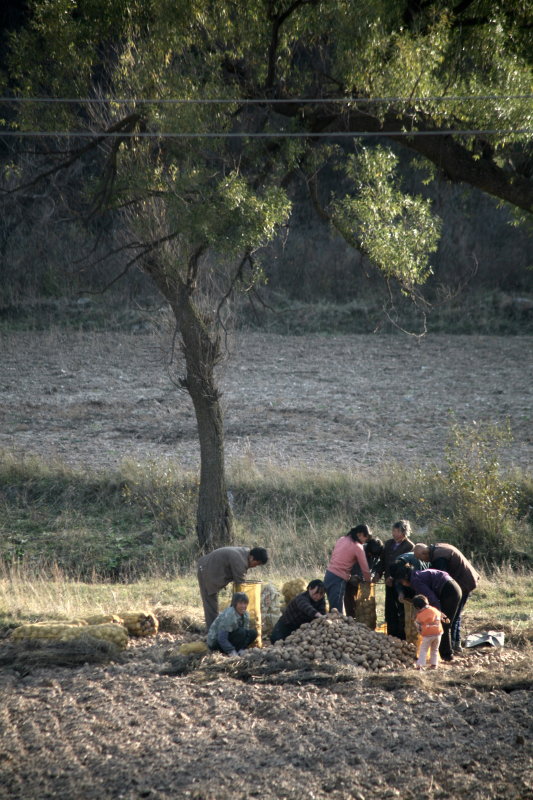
[
  {"left": 272, "top": 613, "right": 415, "bottom": 671},
  {"left": 280, "top": 578, "right": 307, "bottom": 608},
  {"left": 354, "top": 582, "right": 377, "bottom": 630},
  {"left": 261, "top": 582, "right": 282, "bottom": 637},
  {"left": 119, "top": 611, "right": 159, "bottom": 637},
  {"left": 10, "top": 621, "right": 129, "bottom": 649},
  {"left": 83, "top": 614, "right": 124, "bottom": 626},
  {"left": 10, "top": 622, "right": 87, "bottom": 640},
  {"left": 403, "top": 600, "right": 422, "bottom": 649}
]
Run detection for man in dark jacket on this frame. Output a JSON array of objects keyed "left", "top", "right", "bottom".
[
  {"left": 413, "top": 542, "right": 480, "bottom": 651},
  {"left": 270, "top": 580, "right": 326, "bottom": 643},
  {"left": 197, "top": 545, "right": 268, "bottom": 629},
  {"left": 375, "top": 520, "right": 415, "bottom": 639}
]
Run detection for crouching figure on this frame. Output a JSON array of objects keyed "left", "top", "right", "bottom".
[{"left": 207, "top": 592, "right": 257, "bottom": 656}]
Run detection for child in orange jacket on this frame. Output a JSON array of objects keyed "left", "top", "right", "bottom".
[{"left": 412, "top": 594, "right": 449, "bottom": 669}]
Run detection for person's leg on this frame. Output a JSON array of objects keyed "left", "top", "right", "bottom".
[
  {"left": 270, "top": 619, "right": 295, "bottom": 644},
  {"left": 397, "top": 594, "right": 406, "bottom": 640},
  {"left": 228, "top": 628, "right": 257, "bottom": 650},
  {"left": 324, "top": 570, "right": 346, "bottom": 613},
  {"left": 452, "top": 591, "right": 469, "bottom": 650},
  {"left": 384, "top": 585, "right": 403, "bottom": 639},
  {"left": 429, "top": 635, "right": 440, "bottom": 667},
  {"left": 197, "top": 570, "right": 219, "bottom": 630},
  {"left": 439, "top": 581, "right": 462, "bottom": 661},
  {"left": 344, "top": 582, "right": 357, "bottom": 618},
  {"left": 416, "top": 636, "right": 431, "bottom": 668}
]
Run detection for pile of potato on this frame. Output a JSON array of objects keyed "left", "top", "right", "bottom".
[{"left": 272, "top": 613, "right": 416, "bottom": 671}]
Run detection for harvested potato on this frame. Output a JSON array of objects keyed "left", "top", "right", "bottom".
[
  {"left": 272, "top": 613, "right": 415, "bottom": 672},
  {"left": 354, "top": 582, "right": 377, "bottom": 629},
  {"left": 119, "top": 611, "right": 159, "bottom": 637},
  {"left": 280, "top": 579, "right": 307, "bottom": 607}
]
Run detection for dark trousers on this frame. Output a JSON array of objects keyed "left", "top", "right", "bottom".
[
  {"left": 439, "top": 580, "right": 462, "bottom": 660},
  {"left": 270, "top": 618, "right": 297, "bottom": 644},
  {"left": 210, "top": 627, "right": 257, "bottom": 653},
  {"left": 385, "top": 584, "right": 406, "bottom": 639},
  {"left": 324, "top": 570, "right": 346, "bottom": 613},
  {"left": 344, "top": 583, "right": 358, "bottom": 618},
  {"left": 452, "top": 591, "right": 470, "bottom": 647}
]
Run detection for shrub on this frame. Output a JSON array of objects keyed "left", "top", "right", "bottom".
[{"left": 434, "top": 416, "right": 522, "bottom": 559}]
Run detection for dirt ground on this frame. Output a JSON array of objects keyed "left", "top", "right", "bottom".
[
  {"left": 0, "top": 329, "right": 532, "bottom": 800},
  {"left": 0, "top": 330, "right": 532, "bottom": 472},
  {"left": 0, "top": 630, "right": 531, "bottom": 800}
]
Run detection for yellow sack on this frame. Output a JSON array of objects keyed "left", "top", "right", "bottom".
[
  {"left": 354, "top": 582, "right": 377, "bottom": 630},
  {"left": 281, "top": 578, "right": 307, "bottom": 606},
  {"left": 119, "top": 611, "right": 159, "bottom": 637},
  {"left": 404, "top": 601, "right": 422, "bottom": 651},
  {"left": 233, "top": 581, "right": 262, "bottom": 647},
  {"left": 178, "top": 641, "right": 208, "bottom": 655}
]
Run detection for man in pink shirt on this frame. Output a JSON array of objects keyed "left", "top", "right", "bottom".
[{"left": 323, "top": 524, "right": 372, "bottom": 612}]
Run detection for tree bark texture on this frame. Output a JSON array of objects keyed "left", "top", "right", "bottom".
[
  {"left": 144, "top": 263, "right": 234, "bottom": 552},
  {"left": 173, "top": 286, "right": 234, "bottom": 551}
]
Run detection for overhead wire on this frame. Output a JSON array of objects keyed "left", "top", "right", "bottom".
[
  {"left": 0, "top": 129, "right": 531, "bottom": 138},
  {"left": 0, "top": 94, "right": 532, "bottom": 104}
]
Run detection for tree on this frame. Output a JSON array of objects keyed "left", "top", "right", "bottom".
[{"left": 1, "top": 0, "right": 531, "bottom": 548}]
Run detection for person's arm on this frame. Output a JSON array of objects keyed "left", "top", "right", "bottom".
[
  {"left": 354, "top": 543, "right": 371, "bottom": 582},
  {"left": 374, "top": 550, "right": 384, "bottom": 582},
  {"left": 229, "top": 549, "right": 250, "bottom": 584},
  {"left": 294, "top": 592, "right": 323, "bottom": 620},
  {"left": 415, "top": 577, "right": 441, "bottom": 609}
]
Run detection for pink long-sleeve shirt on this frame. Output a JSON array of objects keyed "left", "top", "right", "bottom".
[{"left": 326, "top": 536, "right": 371, "bottom": 582}]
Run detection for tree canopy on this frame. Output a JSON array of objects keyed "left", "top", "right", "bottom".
[
  {"left": 1, "top": 0, "right": 531, "bottom": 548},
  {"left": 3, "top": 0, "right": 532, "bottom": 210}
]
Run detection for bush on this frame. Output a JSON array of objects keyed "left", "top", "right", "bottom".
[{"left": 433, "top": 416, "right": 524, "bottom": 560}]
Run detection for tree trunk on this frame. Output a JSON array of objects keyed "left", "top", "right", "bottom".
[{"left": 171, "top": 286, "right": 233, "bottom": 552}]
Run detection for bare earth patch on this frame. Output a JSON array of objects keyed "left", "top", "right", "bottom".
[
  {"left": 0, "top": 632, "right": 531, "bottom": 800},
  {"left": 1, "top": 330, "right": 532, "bottom": 472},
  {"left": 0, "top": 330, "right": 532, "bottom": 799}
]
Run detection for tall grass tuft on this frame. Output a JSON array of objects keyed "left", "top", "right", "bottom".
[{"left": 0, "top": 444, "right": 531, "bottom": 581}]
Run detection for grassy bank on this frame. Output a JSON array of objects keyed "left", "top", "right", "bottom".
[
  {"left": 1, "top": 449, "right": 531, "bottom": 580},
  {"left": 1, "top": 288, "right": 532, "bottom": 336}
]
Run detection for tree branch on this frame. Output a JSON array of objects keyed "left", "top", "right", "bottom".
[
  {"left": 1, "top": 113, "right": 142, "bottom": 199},
  {"left": 275, "top": 102, "right": 533, "bottom": 213},
  {"left": 266, "top": 0, "right": 319, "bottom": 90}
]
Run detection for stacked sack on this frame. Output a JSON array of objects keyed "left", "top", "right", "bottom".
[
  {"left": 280, "top": 578, "right": 307, "bottom": 609},
  {"left": 9, "top": 609, "right": 159, "bottom": 650},
  {"left": 10, "top": 620, "right": 129, "bottom": 649},
  {"left": 403, "top": 601, "right": 422, "bottom": 650},
  {"left": 261, "top": 582, "right": 282, "bottom": 638}
]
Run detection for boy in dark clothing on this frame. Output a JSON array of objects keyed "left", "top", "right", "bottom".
[{"left": 270, "top": 580, "right": 326, "bottom": 643}]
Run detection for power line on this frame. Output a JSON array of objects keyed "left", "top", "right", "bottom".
[
  {"left": 0, "top": 94, "right": 532, "bottom": 105},
  {"left": 0, "top": 128, "right": 531, "bottom": 139}
]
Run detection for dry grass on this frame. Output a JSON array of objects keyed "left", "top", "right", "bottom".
[{"left": 1, "top": 562, "right": 531, "bottom": 644}]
